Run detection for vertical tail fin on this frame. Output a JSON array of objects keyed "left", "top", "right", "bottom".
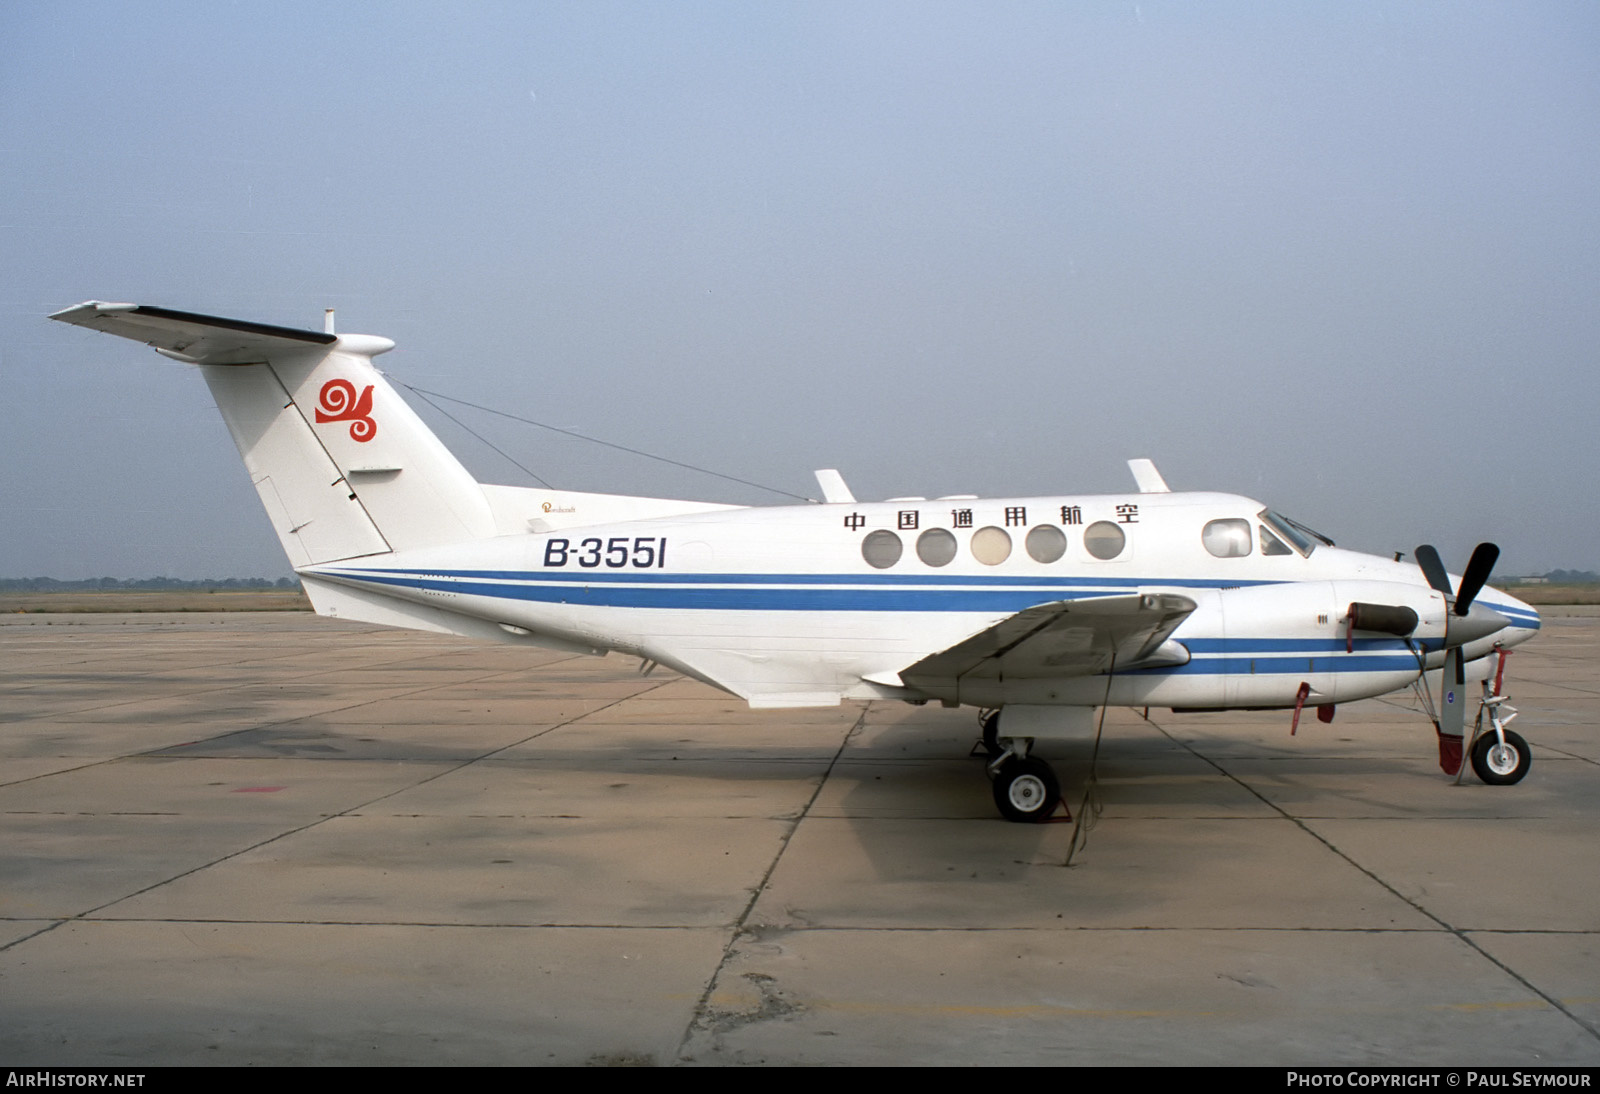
[{"left": 50, "top": 302, "right": 494, "bottom": 567}]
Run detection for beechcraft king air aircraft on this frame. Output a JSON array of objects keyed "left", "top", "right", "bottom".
[{"left": 51, "top": 301, "right": 1543, "bottom": 821}]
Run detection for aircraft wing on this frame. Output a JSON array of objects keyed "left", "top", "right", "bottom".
[
  {"left": 50, "top": 302, "right": 336, "bottom": 365},
  {"left": 897, "top": 593, "right": 1196, "bottom": 699}
]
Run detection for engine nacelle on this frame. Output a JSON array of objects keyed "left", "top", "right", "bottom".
[{"left": 1212, "top": 580, "right": 1444, "bottom": 706}]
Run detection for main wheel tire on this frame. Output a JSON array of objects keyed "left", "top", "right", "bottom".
[
  {"left": 1471, "top": 729, "right": 1531, "bottom": 786},
  {"left": 991, "top": 757, "right": 1060, "bottom": 823}
]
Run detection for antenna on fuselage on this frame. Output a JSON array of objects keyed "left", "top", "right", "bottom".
[
  {"left": 814, "top": 469, "right": 855, "bottom": 504},
  {"left": 1127, "top": 459, "right": 1170, "bottom": 493}
]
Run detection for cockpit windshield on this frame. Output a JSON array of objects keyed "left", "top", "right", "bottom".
[{"left": 1257, "top": 509, "right": 1333, "bottom": 557}]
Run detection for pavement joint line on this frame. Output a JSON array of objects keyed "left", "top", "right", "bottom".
[
  {"left": 0, "top": 655, "right": 593, "bottom": 790},
  {"left": 1513, "top": 679, "right": 1600, "bottom": 697},
  {"left": 0, "top": 642, "right": 586, "bottom": 723},
  {"left": 4, "top": 916, "right": 1597, "bottom": 936},
  {"left": 0, "top": 673, "right": 678, "bottom": 951},
  {"left": 674, "top": 700, "right": 870, "bottom": 1062},
  {"left": 1537, "top": 744, "right": 1600, "bottom": 766},
  {"left": 1149, "top": 714, "right": 1600, "bottom": 1047}
]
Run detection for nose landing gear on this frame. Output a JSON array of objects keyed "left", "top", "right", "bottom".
[{"left": 1466, "top": 695, "right": 1531, "bottom": 786}]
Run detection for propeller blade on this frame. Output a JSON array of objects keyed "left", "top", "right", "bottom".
[
  {"left": 1438, "top": 647, "right": 1467, "bottom": 742},
  {"left": 1415, "top": 544, "right": 1452, "bottom": 596},
  {"left": 1435, "top": 647, "right": 1468, "bottom": 775},
  {"left": 1454, "top": 542, "right": 1500, "bottom": 615}
]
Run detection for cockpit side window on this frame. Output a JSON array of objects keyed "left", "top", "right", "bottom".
[
  {"left": 1258, "top": 509, "right": 1317, "bottom": 557},
  {"left": 1202, "top": 518, "right": 1252, "bottom": 558},
  {"left": 1259, "top": 525, "right": 1294, "bottom": 556}
]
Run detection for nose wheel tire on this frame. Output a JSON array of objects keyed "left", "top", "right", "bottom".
[
  {"left": 1470, "top": 729, "right": 1531, "bottom": 786},
  {"left": 992, "top": 757, "right": 1061, "bottom": 823}
]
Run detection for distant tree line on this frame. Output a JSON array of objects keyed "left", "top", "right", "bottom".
[
  {"left": 1540, "top": 570, "right": 1599, "bottom": 584},
  {"left": 0, "top": 577, "right": 301, "bottom": 592}
]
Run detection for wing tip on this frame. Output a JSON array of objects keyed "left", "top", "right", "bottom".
[{"left": 49, "top": 300, "right": 137, "bottom": 323}]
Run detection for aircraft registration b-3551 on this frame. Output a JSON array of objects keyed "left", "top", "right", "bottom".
[{"left": 51, "top": 301, "right": 1542, "bottom": 821}]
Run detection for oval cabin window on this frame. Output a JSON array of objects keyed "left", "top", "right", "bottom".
[
  {"left": 1083, "top": 521, "right": 1126, "bottom": 560},
  {"left": 917, "top": 528, "right": 958, "bottom": 567},
  {"left": 970, "top": 526, "right": 1012, "bottom": 566},
  {"left": 862, "top": 530, "right": 903, "bottom": 569}
]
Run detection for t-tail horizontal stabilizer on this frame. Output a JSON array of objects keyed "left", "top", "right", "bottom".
[{"left": 51, "top": 301, "right": 495, "bottom": 568}]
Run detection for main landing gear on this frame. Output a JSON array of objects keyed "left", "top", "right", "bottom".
[{"left": 979, "top": 710, "right": 1064, "bottom": 823}]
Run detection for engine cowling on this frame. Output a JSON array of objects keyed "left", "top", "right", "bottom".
[{"left": 1213, "top": 580, "right": 1444, "bottom": 707}]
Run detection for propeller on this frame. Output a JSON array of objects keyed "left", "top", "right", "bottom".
[
  {"left": 1413, "top": 542, "right": 1507, "bottom": 760},
  {"left": 1414, "top": 542, "right": 1507, "bottom": 649},
  {"left": 1453, "top": 542, "right": 1500, "bottom": 613},
  {"left": 1414, "top": 544, "right": 1452, "bottom": 602},
  {"left": 1415, "top": 543, "right": 1499, "bottom": 615}
]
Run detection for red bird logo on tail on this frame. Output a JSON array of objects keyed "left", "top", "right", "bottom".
[{"left": 315, "top": 379, "right": 377, "bottom": 442}]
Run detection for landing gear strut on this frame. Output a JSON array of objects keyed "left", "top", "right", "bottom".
[
  {"left": 1459, "top": 682, "right": 1532, "bottom": 787},
  {"left": 979, "top": 709, "right": 1001, "bottom": 758},
  {"left": 978, "top": 710, "right": 1064, "bottom": 823}
]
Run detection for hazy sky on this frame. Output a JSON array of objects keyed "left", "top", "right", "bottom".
[{"left": 4, "top": 1, "right": 1597, "bottom": 579}]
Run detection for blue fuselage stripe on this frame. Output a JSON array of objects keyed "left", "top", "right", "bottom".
[
  {"left": 342, "top": 567, "right": 1279, "bottom": 590},
  {"left": 315, "top": 569, "right": 1535, "bottom": 655},
  {"left": 327, "top": 570, "right": 1142, "bottom": 613},
  {"left": 1128, "top": 655, "right": 1419, "bottom": 676}
]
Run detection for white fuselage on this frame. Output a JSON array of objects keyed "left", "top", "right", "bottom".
[{"left": 304, "top": 489, "right": 1540, "bottom": 710}]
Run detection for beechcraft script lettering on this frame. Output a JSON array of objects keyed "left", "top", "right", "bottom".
[{"left": 315, "top": 378, "right": 377, "bottom": 442}]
